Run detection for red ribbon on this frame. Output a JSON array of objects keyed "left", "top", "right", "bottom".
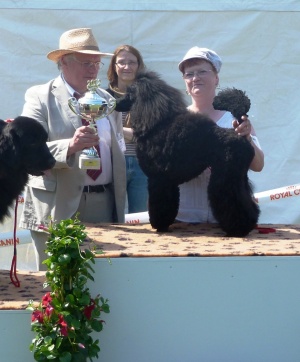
[
  {"left": 256, "top": 226, "right": 276, "bottom": 234},
  {"left": 10, "top": 198, "right": 20, "bottom": 287}
]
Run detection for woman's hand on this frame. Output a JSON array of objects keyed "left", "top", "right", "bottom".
[{"left": 233, "top": 115, "right": 252, "bottom": 140}]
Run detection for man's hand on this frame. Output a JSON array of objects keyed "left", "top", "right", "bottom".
[{"left": 68, "top": 126, "right": 99, "bottom": 156}]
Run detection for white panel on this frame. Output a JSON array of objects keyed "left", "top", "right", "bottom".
[
  {"left": 91, "top": 257, "right": 300, "bottom": 361},
  {"left": 2, "top": 257, "right": 300, "bottom": 362},
  {"left": 1, "top": 0, "right": 300, "bottom": 11},
  {"left": 1, "top": 5, "right": 300, "bottom": 224}
]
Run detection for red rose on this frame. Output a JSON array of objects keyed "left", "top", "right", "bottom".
[
  {"left": 83, "top": 299, "right": 95, "bottom": 320},
  {"left": 58, "top": 314, "right": 68, "bottom": 336},
  {"left": 45, "top": 305, "right": 54, "bottom": 316},
  {"left": 42, "top": 292, "right": 52, "bottom": 307},
  {"left": 32, "top": 310, "right": 44, "bottom": 323},
  {"left": 60, "top": 325, "right": 68, "bottom": 336}
]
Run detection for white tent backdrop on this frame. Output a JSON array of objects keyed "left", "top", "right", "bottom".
[{"left": 1, "top": 0, "right": 300, "bottom": 224}]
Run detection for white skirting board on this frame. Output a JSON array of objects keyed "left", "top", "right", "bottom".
[{"left": 1, "top": 256, "right": 300, "bottom": 362}]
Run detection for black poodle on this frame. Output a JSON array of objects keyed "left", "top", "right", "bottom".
[
  {"left": 116, "top": 71, "right": 259, "bottom": 236},
  {"left": 0, "top": 116, "right": 55, "bottom": 222}
]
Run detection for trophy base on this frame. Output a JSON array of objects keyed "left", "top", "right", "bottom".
[{"left": 79, "top": 154, "right": 101, "bottom": 170}]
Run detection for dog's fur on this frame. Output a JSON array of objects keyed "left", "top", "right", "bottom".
[
  {"left": 0, "top": 116, "right": 55, "bottom": 221},
  {"left": 116, "top": 70, "right": 260, "bottom": 237},
  {"left": 213, "top": 87, "right": 251, "bottom": 124}
]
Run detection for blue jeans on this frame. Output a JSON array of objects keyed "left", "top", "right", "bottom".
[{"left": 126, "top": 156, "right": 148, "bottom": 213}]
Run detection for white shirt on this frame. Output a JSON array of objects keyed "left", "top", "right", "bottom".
[
  {"left": 63, "top": 75, "right": 112, "bottom": 185},
  {"left": 87, "top": 117, "right": 112, "bottom": 185}
]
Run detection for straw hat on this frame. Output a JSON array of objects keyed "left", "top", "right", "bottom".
[{"left": 47, "top": 28, "right": 113, "bottom": 62}]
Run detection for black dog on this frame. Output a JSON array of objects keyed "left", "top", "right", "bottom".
[
  {"left": 116, "top": 70, "right": 259, "bottom": 237},
  {"left": 0, "top": 116, "right": 55, "bottom": 222}
]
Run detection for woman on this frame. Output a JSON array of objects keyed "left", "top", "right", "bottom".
[
  {"left": 176, "top": 46, "right": 264, "bottom": 223},
  {"left": 107, "top": 45, "right": 148, "bottom": 213}
]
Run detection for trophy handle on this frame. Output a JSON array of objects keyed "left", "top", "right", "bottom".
[
  {"left": 106, "top": 97, "right": 117, "bottom": 116},
  {"left": 68, "top": 97, "right": 81, "bottom": 117}
]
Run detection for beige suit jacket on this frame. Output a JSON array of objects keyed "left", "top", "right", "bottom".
[{"left": 19, "top": 76, "right": 126, "bottom": 231}]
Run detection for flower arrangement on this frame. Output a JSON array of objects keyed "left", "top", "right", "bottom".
[{"left": 27, "top": 216, "right": 110, "bottom": 362}]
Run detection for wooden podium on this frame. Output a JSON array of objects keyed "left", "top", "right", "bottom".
[{"left": 1, "top": 223, "right": 300, "bottom": 361}]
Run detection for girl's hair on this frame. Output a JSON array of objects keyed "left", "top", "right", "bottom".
[{"left": 107, "top": 45, "right": 146, "bottom": 87}]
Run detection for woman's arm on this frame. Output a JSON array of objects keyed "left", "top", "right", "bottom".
[
  {"left": 233, "top": 116, "right": 264, "bottom": 172},
  {"left": 123, "top": 126, "right": 134, "bottom": 142}
]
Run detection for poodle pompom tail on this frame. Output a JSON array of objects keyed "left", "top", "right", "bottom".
[{"left": 213, "top": 88, "right": 251, "bottom": 123}]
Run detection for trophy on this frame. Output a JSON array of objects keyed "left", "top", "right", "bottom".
[{"left": 68, "top": 79, "right": 116, "bottom": 169}]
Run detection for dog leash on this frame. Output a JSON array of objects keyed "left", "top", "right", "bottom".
[{"left": 10, "top": 197, "right": 20, "bottom": 287}]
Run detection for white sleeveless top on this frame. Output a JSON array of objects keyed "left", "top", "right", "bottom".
[{"left": 176, "top": 112, "right": 260, "bottom": 223}]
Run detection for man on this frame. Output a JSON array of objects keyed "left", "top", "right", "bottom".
[{"left": 19, "top": 28, "right": 126, "bottom": 270}]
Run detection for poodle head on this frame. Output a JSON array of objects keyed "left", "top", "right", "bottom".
[{"left": 125, "top": 70, "right": 188, "bottom": 136}]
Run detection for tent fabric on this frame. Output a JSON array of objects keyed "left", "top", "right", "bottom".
[
  {"left": 1, "top": 1, "right": 300, "bottom": 224},
  {"left": 1, "top": 1, "right": 300, "bottom": 11}
]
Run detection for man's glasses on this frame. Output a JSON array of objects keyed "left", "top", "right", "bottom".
[
  {"left": 72, "top": 57, "right": 104, "bottom": 69},
  {"left": 182, "top": 70, "right": 212, "bottom": 79},
  {"left": 115, "top": 61, "right": 138, "bottom": 68}
]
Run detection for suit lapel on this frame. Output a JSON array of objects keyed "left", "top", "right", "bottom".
[{"left": 51, "top": 77, "right": 82, "bottom": 130}]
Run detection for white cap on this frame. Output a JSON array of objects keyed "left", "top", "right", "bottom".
[{"left": 178, "top": 47, "right": 222, "bottom": 73}]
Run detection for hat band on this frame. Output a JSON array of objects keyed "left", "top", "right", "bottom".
[{"left": 68, "top": 45, "right": 100, "bottom": 51}]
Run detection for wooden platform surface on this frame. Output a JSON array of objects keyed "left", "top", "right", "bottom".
[
  {"left": 2, "top": 223, "right": 300, "bottom": 310},
  {"left": 85, "top": 222, "right": 300, "bottom": 258}
]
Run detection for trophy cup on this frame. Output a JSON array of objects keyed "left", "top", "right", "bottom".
[{"left": 68, "top": 79, "right": 116, "bottom": 169}]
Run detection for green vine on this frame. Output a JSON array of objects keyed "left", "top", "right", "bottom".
[{"left": 27, "top": 216, "right": 109, "bottom": 362}]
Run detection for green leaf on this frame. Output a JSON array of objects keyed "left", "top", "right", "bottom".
[
  {"left": 68, "top": 316, "right": 81, "bottom": 329},
  {"left": 89, "top": 341, "right": 101, "bottom": 357},
  {"left": 59, "top": 351, "right": 72, "bottom": 362},
  {"left": 78, "top": 275, "right": 88, "bottom": 285},
  {"left": 85, "top": 262, "right": 95, "bottom": 272},
  {"left": 91, "top": 319, "right": 103, "bottom": 332},
  {"left": 58, "top": 254, "right": 71, "bottom": 264},
  {"left": 45, "top": 354, "right": 57, "bottom": 359},
  {"left": 65, "top": 294, "right": 75, "bottom": 304},
  {"left": 55, "top": 337, "right": 63, "bottom": 349},
  {"left": 83, "top": 248, "right": 94, "bottom": 259},
  {"left": 44, "top": 335, "right": 53, "bottom": 345},
  {"left": 85, "top": 271, "right": 95, "bottom": 282},
  {"left": 70, "top": 351, "right": 88, "bottom": 362},
  {"left": 48, "top": 344, "right": 55, "bottom": 351},
  {"left": 101, "top": 303, "right": 110, "bottom": 314},
  {"left": 79, "top": 294, "right": 90, "bottom": 305}
]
